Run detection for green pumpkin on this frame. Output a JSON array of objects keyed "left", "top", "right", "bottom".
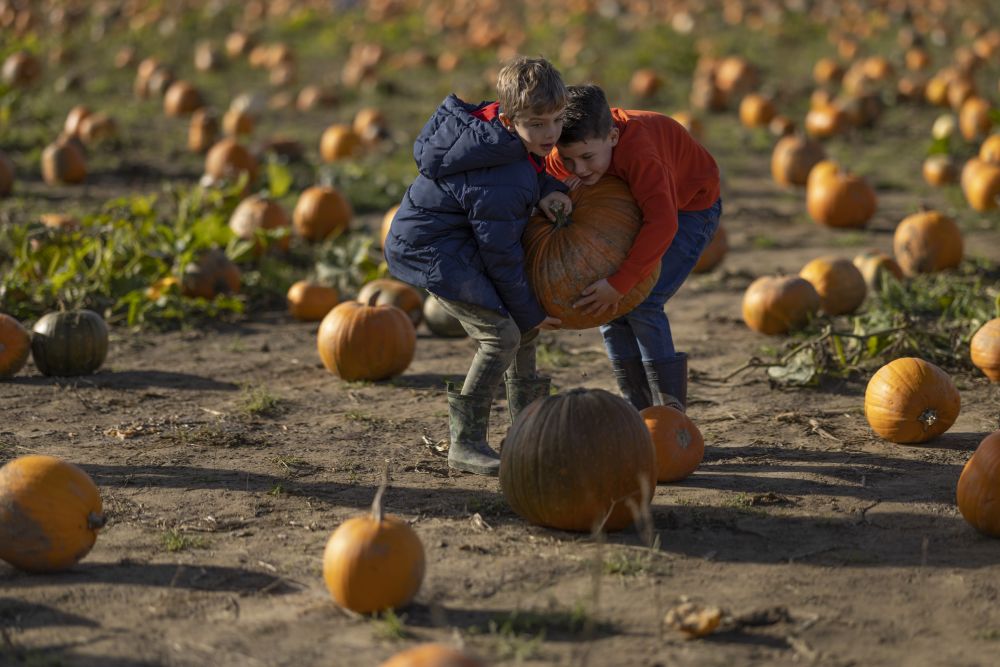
[{"left": 31, "top": 310, "right": 109, "bottom": 377}]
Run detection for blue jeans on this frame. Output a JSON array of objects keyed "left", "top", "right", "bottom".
[{"left": 601, "top": 198, "right": 722, "bottom": 363}]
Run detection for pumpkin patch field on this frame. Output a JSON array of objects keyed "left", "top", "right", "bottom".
[{"left": 4, "top": 1, "right": 1000, "bottom": 665}]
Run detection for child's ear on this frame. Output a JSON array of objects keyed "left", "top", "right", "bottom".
[
  {"left": 609, "top": 127, "right": 620, "bottom": 147},
  {"left": 498, "top": 112, "right": 514, "bottom": 130}
]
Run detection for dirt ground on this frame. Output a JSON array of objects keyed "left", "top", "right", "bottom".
[{"left": 4, "top": 141, "right": 1000, "bottom": 666}]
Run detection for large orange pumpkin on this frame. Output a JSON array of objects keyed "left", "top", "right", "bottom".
[
  {"left": 320, "top": 124, "right": 363, "bottom": 162},
  {"left": 798, "top": 256, "right": 867, "bottom": 315},
  {"left": 0, "top": 455, "right": 105, "bottom": 572},
  {"left": 771, "top": 135, "right": 825, "bottom": 187},
  {"left": 499, "top": 388, "right": 656, "bottom": 532},
  {"left": 293, "top": 186, "right": 352, "bottom": 242},
  {"left": 970, "top": 318, "right": 1000, "bottom": 382},
  {"left": 0, "top": 313, "right": 30, "bottom": 379},
  {"left": 322, "top": 486, "right": 425, "bottom": 614},
  {"left": 522, "top": 176, "right": 659, "bottom": 329},
  {"left": 286, "top": 280, "right": 339, "bottom": 321},
  {"left": 641, "top": 406, "right": 704, "bottom": 483},
  {"left": 892, "top": 210, "right": 963, "bottom": 276},
  {"left": 806, "top": 170, "right": 877, "bottom": 228},
  {"left": 357, "top": 279, "right": 423, "bottom": 327},
  {"left": 379, "top": 643, "right": 484, "bottom": 667},
  {"left": 956, "top": 431, "right": 1000, "bottom": 537},
  {"left": 741, "top": 275, "right": 820, "bottom": 335},
  {"left": 317, "top": 297, "right": 416, "bottom": 381},
  {"left": 864, "top": 357, "right": 960, "bottom": 444}
]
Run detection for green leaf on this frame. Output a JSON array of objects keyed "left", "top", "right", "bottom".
[{"left": 267, "top": 160, "right": 294, "bottom": 199}]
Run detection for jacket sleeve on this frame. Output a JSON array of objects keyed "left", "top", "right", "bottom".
[
  {"left": 607, "top": 155, "right": 679, "bottom": 294},
  {"left": 461, "top": 184, "right": 547, "bottom": 332}
]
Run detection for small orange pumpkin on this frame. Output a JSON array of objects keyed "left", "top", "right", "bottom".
[
  {"left": 357, "top": 279, "right": 423, "bottom": 327},
  {"left": 0, "top": 455, "right": 106, "bottom": 572},
  {"left": 922, "top": 155, "right": 958, "bottom": 187},
  {"left": 379, "top": 643, "right": 485, "bottom": 667},
  {"left": 63, "top": 105, "right": 91, "bottom": 137},
  {"left": 317, "top": 295, "right": 416, "bottom": 381},
  {"left": 771, "top": 135, "right": 826, "bottom": 187},
  {"left": 204, "top": 138, "right": 258, "bottom": 186},
  {"left": 320, "top": 124, "right": 362, "bottom": 162},
  {"left": 228, "top": 195, "right": 290, "bottom": 254},
  {"left": 959, "top": 96, "right": 993, "bottom": 141},
  {"left": 188, "top": 109, "right": 219, "bottom": 153},
  {"left": 323, "top": 485, "right": 425, "bottom": 614},
  {"left": 962, "top": 160, "right": 1000, "bottom": 211},
  {"left": 798, "top": 256, "right": 867, "bottom": 316},
  {"left": 222, "top": 107, "right": 254, "bottom": 137},
  {"left": 692, "top": 224, "right": 728, "bottom": 273},
  {"left": 852, "top": 250, "right": 903, "bottom": 293},
  {"left": 379, "top": 205, "right": 399, "bottom": 249},
  {"left": 0, "top": 313, "right": 31, "bottom": 379},
  {"left": 641, "top": 405, "right": 704, "bottom": 482},
  {"left": 629, "top": 68, "right": 662, "bottom": 99},
  {"left": 806, "top": 169, "right": 877, "bottom": 229},
  {"left": 163, "top": 80, "right": 205, "bottom": 117},
  {"left": 970, "top": 318, "right": 1000, "bottom": 382},
  {"left": 180, "top": 248, "right": 241, "bottom": 299},
  {"left": 738, "top": 93, "right": 775, "bottom": 128},
  {"left": 741, "top": 275, "right": 820, "bottom": 335},
  {"left": 957, "top": 431, "right": 1000, "bottom": 537},
  {"left": 864, "top": 357, "right": 960, "bottom": 444},
  {"left": 287, "top": 280, "right": 339, "bottom": 321},
  {"left": 892, "top": 210, "right": 963, "bottom": 276},
  {"left": 293, "top": 186, "right": 352, "bottom": 242},
  {"left": 980, "top": 135, "right": 1000, "bottom": 164},
  {"left": 41, "top": 139, "right": 86, "bottom": 185}
]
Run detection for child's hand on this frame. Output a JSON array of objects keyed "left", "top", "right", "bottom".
[
  {"left": 538, "top": 315, "right": 562, "bottom": 330},
  {"left": 574, "top": 279, "right": 623, "bottom": 317},
  {"left": 538, "top": 192, "right": 573, "bottom": 221},
  {"left": 563, "top": 175, "right": 583, "bottom": 191}
]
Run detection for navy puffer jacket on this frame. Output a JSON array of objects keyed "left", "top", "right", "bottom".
[{"left": 384, "top": 95, "right": 566, "bottom": 332}]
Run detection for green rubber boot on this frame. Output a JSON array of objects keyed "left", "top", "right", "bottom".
[
  {"left": 503, "top": 375, "right": 552, "bottom": 424},
  {"left": 446, "top": 383, "right": 499, "bottom": 475}
]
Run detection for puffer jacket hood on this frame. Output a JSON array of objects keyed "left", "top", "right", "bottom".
[{"left": 414, "top": 95, "right": 527, "bottom": 179}]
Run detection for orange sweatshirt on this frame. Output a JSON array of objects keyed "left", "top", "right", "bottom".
[{"left": 546, "top": 108, "right": 721, "bottom": 294}]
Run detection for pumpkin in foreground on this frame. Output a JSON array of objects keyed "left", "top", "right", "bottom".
[
  {"left": 322, "top": 486, "right": 425, "bottom": 614},
  {"left": 31, "top": 309, "right": 109, "bottom": 377},
  {"left": 0, "top": 455, "right": 106, "bottom": 572},
  {"left": 641, "top": 406, "right": 704, "bottom": 483},
  {"left": 317, "top": 295, "right": 416, "bottom": 381},
  {"left": 500, "top": 388, "right": 656, "bottom": 532},
  {"left": 956, "top": 431, "right": 1000, "bottom": 537},
  {"left": 864, "top": 357, "right": 960, "bottom": 444},
  {"left": 522, "top": 175, "right": 659, "bottom": 329},
  {"left": 379, "top": 643, "right": 485, "bottom": 667}
]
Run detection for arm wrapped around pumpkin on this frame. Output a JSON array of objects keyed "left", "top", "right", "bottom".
[{"left": 521, "top": 175, "right": 659, "bottom": 329}]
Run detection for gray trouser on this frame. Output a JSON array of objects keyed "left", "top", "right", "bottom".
[{"left": 432, "top": 295, "right": 539, "bottom": 398}]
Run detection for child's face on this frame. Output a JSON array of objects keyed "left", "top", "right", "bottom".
[
  {"left": 501, "top": 108, "right": 565, "bottom": 157},
  {"left": 556, "top": 128, "right": 620, "bottom": 186}
]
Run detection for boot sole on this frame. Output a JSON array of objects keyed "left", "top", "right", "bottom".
[{"left": 448, "top": 459, "right": 500, "bottom": 476}]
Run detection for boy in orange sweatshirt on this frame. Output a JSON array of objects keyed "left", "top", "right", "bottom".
[{"left": 544, "top": 84, "right": 722, "bottom": 411}]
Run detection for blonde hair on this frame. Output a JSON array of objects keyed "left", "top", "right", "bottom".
[{"left": 496, "top": 56, "right": 567, "bottom": 120}]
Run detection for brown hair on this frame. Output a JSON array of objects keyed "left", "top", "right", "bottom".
[
  {"left": 558, "top": 84, "right": 614, "bottom": 145},
  {"left": 496, "top": 56, "right": 567, "bottom": 120}
]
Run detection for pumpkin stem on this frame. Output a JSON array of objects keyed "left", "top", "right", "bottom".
[
  {"left": 370, "top": 462, "right": 391, "bottom": 523},
  {"left": 918, "top": 408, "right": 938, "bottom": 430},
  {"left": 366, "top": 290, "right": 382, "bottom": 307},
  {"left": 87, "top": 512, "right": 107, "bottom": 530},
  {"left": 550, "top": 202, "right": 572, "bottom": 229}
]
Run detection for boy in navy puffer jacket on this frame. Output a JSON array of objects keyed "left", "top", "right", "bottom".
[{"left": 385, "top": 56, "right": 572, "bottom": 476}]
